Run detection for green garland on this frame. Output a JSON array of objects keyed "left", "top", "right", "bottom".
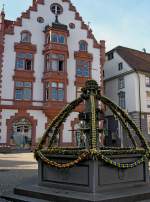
[
  {"left": 36, "top": 150, "right": 89, "bottom": 169},
  {"left": 35, "top": 80, "right": 150, "bottom": 170},
  {"left": 34, "top": 148, "right": 149, "bottom": 169},
  {"left": 90, "top": 94, "right": 97, "bottom": 149}
]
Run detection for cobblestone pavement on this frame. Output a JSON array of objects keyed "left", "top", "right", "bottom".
[{"left": 0, "top": 152, "right": 38, "bottom": 201}]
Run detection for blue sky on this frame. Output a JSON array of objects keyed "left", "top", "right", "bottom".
[{"left": 0, "top": 0, "right": 150, "bottom": 52}]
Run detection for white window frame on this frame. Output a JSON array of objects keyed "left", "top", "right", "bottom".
[
  {"left": 118, "top": 77, "right": 125, "bottom": 89},
  {"left": 145, "top": 76, "right": 150, "bottom": 87}
]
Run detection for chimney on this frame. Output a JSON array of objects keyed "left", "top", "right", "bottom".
[
  {"left": 142, "top": 48, "right": 146, "bottom": 53},
  {"left": 33, "top": 0, "right": 36, "bottom": 5},
  {"left": 0, "top": 5, "right": 5, "bottom": 37},
  {"left": 100, "top": 40, "right": 106, "bottom": 66}
]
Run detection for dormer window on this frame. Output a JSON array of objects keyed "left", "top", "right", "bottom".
[
  {"left": 79, "top": 40, "right": 88, "bottom": 52},
  {"left": 21, "top": 31, "right": 31, "bottom": 43}
]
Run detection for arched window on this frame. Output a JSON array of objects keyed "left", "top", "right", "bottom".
[
  {"left": 79, "top": 40, "right": 88, "bottom": 52},
  {"left": 21, "top": 31, "right": 31, "bottom": 43}
]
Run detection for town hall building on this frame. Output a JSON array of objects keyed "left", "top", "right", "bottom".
[{"left": 0, "top": 0, "right": 105, "bottom": 149}]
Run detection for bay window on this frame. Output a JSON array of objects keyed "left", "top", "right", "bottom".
[
  {"left": 46, "top": 54, "right": 64, "bottom": 72},
  {"left": 46, "top": 33, "right": 65, "bottom": 44},
  {"left": 45, "top": 82, "right": 50, "bottom": 101},
  {"left": 45, "top": 82, "right": 65, "bottom": 101},
  {"left": 52, "top": 82, "right": 64, "bottom": 101},
  {"left": 51, "top": 33, "right": 65, "bottom": 44}
]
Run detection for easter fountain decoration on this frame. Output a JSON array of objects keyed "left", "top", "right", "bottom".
[{"left": 2, "top": 80, "right": 150, "bottom": 202}]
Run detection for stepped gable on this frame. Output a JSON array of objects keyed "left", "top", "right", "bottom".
[{"left": 3, "top": 0, "right": 100, "bottom": 48}]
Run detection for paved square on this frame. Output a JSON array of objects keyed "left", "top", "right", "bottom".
[
  {"left": 0, "top": 153, "right": 150, "bottom": 202},
  {"left": 0, "top": 152, "right": 38, "bottom": 201}
]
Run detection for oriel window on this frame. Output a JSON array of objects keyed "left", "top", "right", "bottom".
[
  {"left": 51, "top": 33, "right": 65, "bottom": 44},
  {"left": 46, "top": 54, "right": 64, "bottom": 72},
  {"left": 51, "top": 82, "right": 64, "bottom": 101},
  {"left": 45, "top": 82, "right": 50, "bottom": 101}
]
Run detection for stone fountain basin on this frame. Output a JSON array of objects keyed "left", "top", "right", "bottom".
[{"left": 38, "top": 153, "right": 149, "bottom": 193}]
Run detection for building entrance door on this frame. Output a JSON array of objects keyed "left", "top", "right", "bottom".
[{"left": 12, "top": 118, "right": 32, "bottom": 149}]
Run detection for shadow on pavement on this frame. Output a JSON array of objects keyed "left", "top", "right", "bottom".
[
  {"left": 0, "top": 159, "right": 37, "bottom": 168},
  {"left": 0, "top": 169, "right": 38, "bottom": 195}
]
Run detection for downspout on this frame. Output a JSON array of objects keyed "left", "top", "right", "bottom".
[
  {"left": 99, "top": 40, "right": 106, "bottom": 144},
  {"left": 99, "top": 40, "right": 106, "bottom": 96},
  {"left": 135, "top": 70, "right": 142, "bottom": 130}
]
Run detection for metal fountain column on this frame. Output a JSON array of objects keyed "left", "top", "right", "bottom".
[{"left": 82, "top": 80, "right": 100, "bottom": 149}]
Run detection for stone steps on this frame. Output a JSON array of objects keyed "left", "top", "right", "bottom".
[
  {"left": 0, "top": 194, "right": 49, "bottom": 202},
  {"left": 2, "top": 184, "right": 150, "bottom": 202},
  {"left": 6, "top": 184, "right": 150, "bottom": 202},
  {"left": 1, "top": 193, "right": 50, "bottom": 202}
]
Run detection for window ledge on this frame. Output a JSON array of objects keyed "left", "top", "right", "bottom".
[
  {"left": 13, "top": 70, "right": 35, "bottom": 81},
  {"left": 13, "top": 100, "right": 32, "bottom": 106},
  {"left": 14, "top": 42, "right": 37, "bottom": 53}
]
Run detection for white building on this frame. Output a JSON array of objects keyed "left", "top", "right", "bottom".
[
  {"left": 104, "top": 46, "right": 150, "bottom": 146},
  {"left": 0, "top": 0, "right": 105, "bottom": 149}
]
